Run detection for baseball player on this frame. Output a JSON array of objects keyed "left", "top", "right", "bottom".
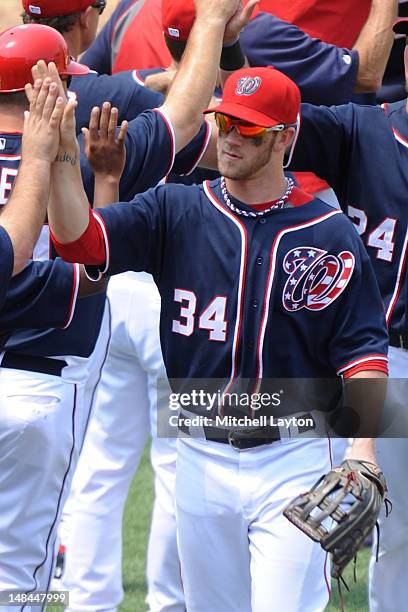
[
  {"left": 21, "top": 0, "right": 164, "bottom": 133},
  {"left": 0, "top": 74, "right": 110, "bottom": 608},
  {"left": 284, "top": 17, "right": 408, "bottom": 611},
  {"left": 137, "top": 0, "right": 396, "bottom": 207},
  {"left": 21, "top": 0, "right": 215, "bottom": 184},
  {"left": 0, "top": 8, "right": 222, "bottom": 599},
  {"left": 49, "top": 63, "right": 388, "bottom": 611},
  {"left": 54, "top": 102, "right": 184, "bottom": 611},
  {"left": 86, "top": 0, "right": 394, "bottom": 105}
]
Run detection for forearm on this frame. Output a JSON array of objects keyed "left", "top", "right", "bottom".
[
  {"left": 78, "top": 265, "right": 108, "bottom": 296},
  {"left": 354, "top": 0, "right": 398, "bottom": 92},
  {"left": 93, "top": 174, "right": 119, "bottom": 208},
  {"left": 162, "top": 15, "right": 226, "bottom": 151},
  {"left": 341, "top": 370, "right": 387, "bottom": 462},
  {"left": 347, "top": 438, "right": 377, "bottom": 464},
  {"left": 48, "top": 147, "right": 90, "bottom": 243},
  {"left": 0, "top": 158, "right": 51, "bottom": 274}
]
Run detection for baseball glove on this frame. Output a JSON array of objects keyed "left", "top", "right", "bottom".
[{"left": 283, "top": 459, "right": 388, "bottom": 579}]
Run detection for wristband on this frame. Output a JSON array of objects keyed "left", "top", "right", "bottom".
[{"left": 220, "top": 39, "right": 246, "bottom": 71}]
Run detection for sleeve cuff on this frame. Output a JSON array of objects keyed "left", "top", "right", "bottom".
[
  {"left": 50, "top": 208, "right": 109, "bottom": 272},
  {"left": 337, "top": 355, "right": 389, "bottom": 379}
]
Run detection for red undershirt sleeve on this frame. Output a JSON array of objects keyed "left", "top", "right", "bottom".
[{"left": 50, "top": 207, "right": 107, "bottom": 266}]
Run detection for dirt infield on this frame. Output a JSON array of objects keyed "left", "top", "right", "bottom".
[{"left": 0, "top": 0, "right": 118, "bottom": 34}]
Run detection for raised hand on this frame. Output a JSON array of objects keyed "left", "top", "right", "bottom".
[
  {"left": 82, "top": 102, "right": 128, "bottom": 183},
  {"left": 194, "top": 0, "right": 242, "bottom": 25},
  {"left": 223, "top": 0, "right": 260, "bottom": 45},
  {"left": 23, "top": 77, "right": 65, "bottom": 163}
]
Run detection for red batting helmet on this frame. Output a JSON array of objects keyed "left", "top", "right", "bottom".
[{"left": 0, "top": 24, "right": 89, "bottom": 93}]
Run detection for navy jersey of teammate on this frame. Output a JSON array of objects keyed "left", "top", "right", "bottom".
[
  {"left": 0, "top": 227, "right": 13, "bottom": 309},
  {"left": 54, "top": 180, "right": 388, "bottom": 386},
  {"left": 0, "top": 105, "right": 204, "bottom": 356},
  {"left": 241, "top": 12, "right": 359, "bottom": 105},
  {"left": 70, "top": 70, "right": 163, "bottom": 133},
  {"left": 84, "top": 1, "right": 359, "bottom": 106},
  {"left": 0, "top": 258, "right": 79, "bottom": 333},
  {"left": 81, "top": 0, "right": 134, "bottom": 75},
  {"left": 289, "top": 99, "right": 408, "bottom": 338}
]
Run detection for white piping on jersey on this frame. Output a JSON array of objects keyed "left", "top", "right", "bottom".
[
  {"left": 183, "top": 119, "right": 212, "bottom": 176},
  {"left": 392, "top": 127, "right": 408, "bottom": 148},
  {"left": 336, "top": 354, "right": 388, "bottom": 376},
  {"left": 87, "top": 211, "right": 110, "bottom": 279},
  {"left": 386, "top": 224, "right": 408, "bottom": 325},
  {"left": 204, "top": 181, "right": 248, "bottom": 397},
  {"left": 153, "top": 108, "right": 176, "bottom": 176},
  {"left": 63, "top": 263, "right": 81, "bottom": 329},
  {"left": 132, "top": 69, "right": 145, "bottom": 87},
  {"left": 0, "top": 155, "right": 21, "bottom": 161},
  {"left": 380, "top": 103, "right": 408, "bottom": 149},
  {"left": 254, "top": 209, "right": 342, "bottom": 394}
]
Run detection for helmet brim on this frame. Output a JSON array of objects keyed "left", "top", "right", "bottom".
[{"left": 61, "top": 57, "right": 90, "bottom": 77}]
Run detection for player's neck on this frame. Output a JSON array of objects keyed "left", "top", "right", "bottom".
[
  {"left": 225, "top": 167, "right": 287, "bottom": 207},
  {"left": 63, "top": 29, "right": 82, "bottom": 60},
  {"left": 0, "top": 110, "right": 25, "bottom": 133}
]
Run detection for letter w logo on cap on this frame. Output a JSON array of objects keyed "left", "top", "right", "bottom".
[{"left": 235, "top": 76, "right": 261, "bottom": 96}]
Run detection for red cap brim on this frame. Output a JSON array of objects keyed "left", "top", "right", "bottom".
[
  {"left": 61, "top": 58, "right": 90, "bottom": 77},
  {"left": 204, "top": 100, "right": 283, "bottom": 128},
  {"left": 393, "top": 18, "right": 408, "bottom": 34}
]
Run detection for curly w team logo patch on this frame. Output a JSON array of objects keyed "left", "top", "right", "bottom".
[
  {"left": 235, "top": 76, "right": 262, "bottom": 96},
  {"left": 282, "top": 247, "right": 355, "bottom": 312}
]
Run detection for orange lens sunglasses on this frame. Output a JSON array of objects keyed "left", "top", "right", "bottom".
[{"left": 215, "top": 112, "right": 285, "bottom": 138}]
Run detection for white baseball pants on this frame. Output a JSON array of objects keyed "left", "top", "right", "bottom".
[
  {"left": 0, "top": 302, "right": 111, "bottom": 611},
  {"left": 369, "top": 345, "right": 408, "bottom": 612},
  {"left": 176, "top": 436, "right": 332, "bottom": 612},
  {"left": 60, "top": 272, "right": 184, "bottom": 612}
]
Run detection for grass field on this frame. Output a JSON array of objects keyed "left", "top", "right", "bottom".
[{"left": 119, "top": 446, "right": 370, "bottom": 612}]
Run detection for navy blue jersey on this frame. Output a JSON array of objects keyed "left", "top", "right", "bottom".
[
  {"left": 0, "top": 226, "right": 13, "bottom": 310},
  {"left": 70, "top": 70, "right": 163, "bottom": 133},
  {"left": 83, "top": 4, "right": 358, "bottom": 106},
  {"left": 81, "top": 180, "right": 388, "bottom": 386},
  {"left": 0, "top": 259, "right": 78, "bottom": 336},
  {"left": 80, "top": 108, "right": 211, "bottom": 202},
  {"left": 0, "top": 108, "right": 190, "bottom": 356},
  {"left": 290, "top": 100, "right": 408, "bottom": 337},
  {"left": 240, "top": 13, "right": 359, "bottom": 106},
  {"left": 81, "top": 0, "right": 133, "bottom": 74}
]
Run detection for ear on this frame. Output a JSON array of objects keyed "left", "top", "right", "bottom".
[
  {"left": 79, "top": 5, "right": 94, "bottom": 30},
  {"left": 274, "top": 127, "right": 296, "bottom": 153}
]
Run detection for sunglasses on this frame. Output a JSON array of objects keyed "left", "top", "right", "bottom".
[
  {"left": 91, "top": 0, "right": 107, "bottom": 15},
  {"left": 215, "top": 112, "right": 292, "bottom": 138}
]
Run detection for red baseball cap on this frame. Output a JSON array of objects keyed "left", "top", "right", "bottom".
[
  {"left": 22, "top": 0, "right": 95, "bottom": 18},
  {"left": 162, "top": 0, "right": 261, "bottom": 41},
  {"left": 393, "top": 18, "right": 408, "bottom": 35},
  {"left": 205, "top": 67, "right": 301, "bottom": 127},
  {"left": 162, "top": 0, "right": 195, "bottom": 41}
]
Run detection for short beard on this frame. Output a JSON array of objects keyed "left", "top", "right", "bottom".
[{"left": 218, "top": 134, "right": 276, "bottom": 180}]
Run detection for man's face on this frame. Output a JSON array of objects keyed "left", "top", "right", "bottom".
[
  {"left": 217, "top": 127, "right": 277, "bottom": 181},
  {"left": 81, "top": 3, "right": 103, "bottom": 52}
]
